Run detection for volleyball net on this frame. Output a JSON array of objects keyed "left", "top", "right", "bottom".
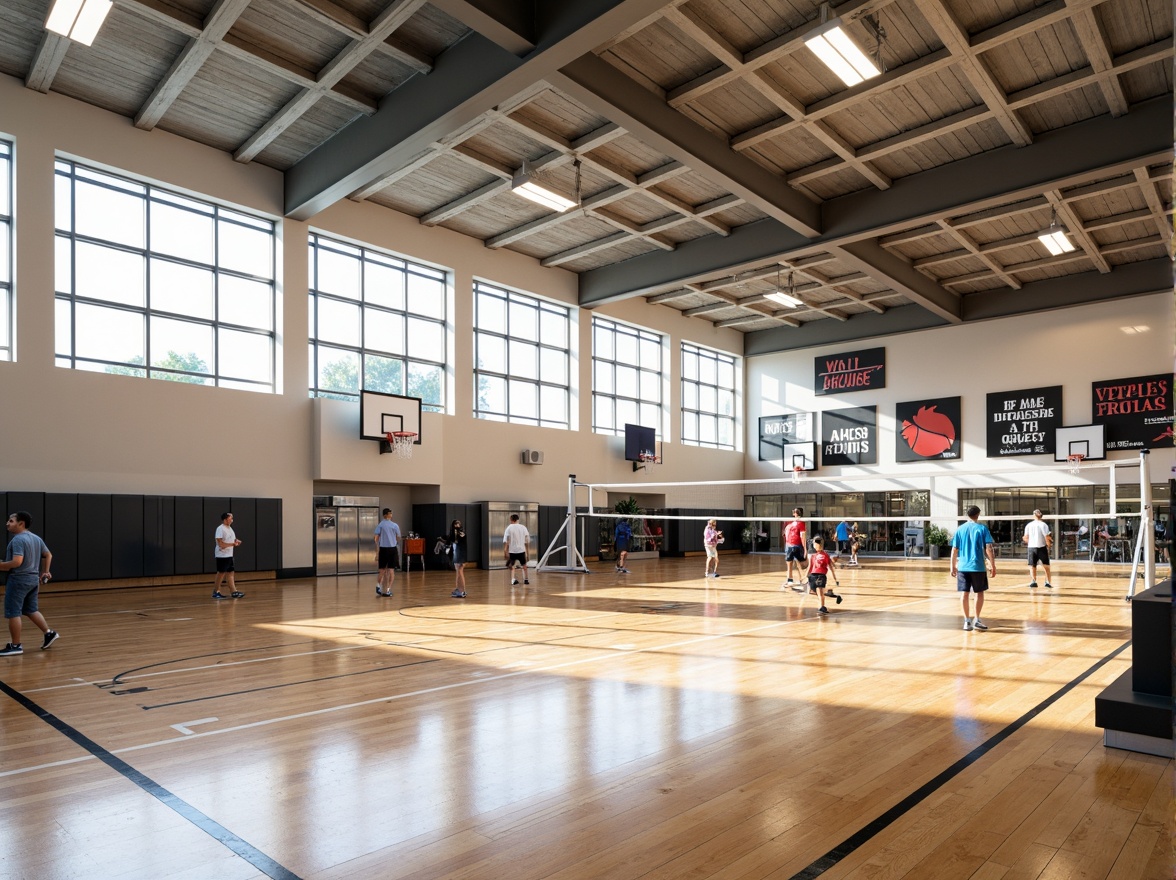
[{"left": 535, "top": 451, "right": 1160, "bottom": 596}]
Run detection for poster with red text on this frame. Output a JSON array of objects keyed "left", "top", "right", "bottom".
[{"left": 1091, "top": 373, "right": 1174, "bottom": 449}]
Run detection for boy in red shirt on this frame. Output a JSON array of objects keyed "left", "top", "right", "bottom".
[
  {"left": 782, "top": 507, "right": 807, "bottom": 591},
  {"left": 805, "top": 536, "right": 843, "bottom": 614}
]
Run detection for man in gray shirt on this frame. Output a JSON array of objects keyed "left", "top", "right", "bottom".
[{"left": 0, "top": 511, "right": 58, "bottom": 655}]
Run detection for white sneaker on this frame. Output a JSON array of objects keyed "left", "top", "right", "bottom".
[
  {"left": 962, "top": 619, "right": 973, "bottom": 631},
  {"left": 972, "top": 618, "right": 988, "bottom": 631}
]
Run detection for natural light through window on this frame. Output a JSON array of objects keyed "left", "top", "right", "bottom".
[
  {"left": 54, "top": 160, "right": 276, "bottom": 391},
  {"left": 682, "top": 341, "right": 738, "bottom": 450},
  {"left": 308, "top": 233, "right": 448, "bottom": 411},
  {"left": 473, "top": 280, "right": 570, "bottom": 429},
  {"left": 591, "top": 315, "right": 664, "bottom": 437}
]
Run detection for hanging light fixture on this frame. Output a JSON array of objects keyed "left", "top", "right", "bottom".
[
  {"left": 804, "top": 3, "right": 881, "bottom": 87},
  {"left": 511, "top": 159, "right": 579, "bottom": 213},
  {"left": 765, "top": 267, "right": 804, "bottom": 308},
  {"left": 45, "top": 0, "right": 112, "bottom": 45},
  {"left": 1037, "top": 207, "right": 1076, "bottom": 256}
]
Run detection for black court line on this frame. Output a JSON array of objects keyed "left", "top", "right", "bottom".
[
  {"left": 788, "top": 638, "right": 1132, "bottom": 880},
  {"left": 0, "top": 678, "right": 303, "bottom": 880}
]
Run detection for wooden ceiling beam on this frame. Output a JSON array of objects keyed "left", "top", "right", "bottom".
[
  {"left": 235, "top": 0, "right": 428, "bottom": 163},
  {"left": 24, "top": 33, "right": 69, "bottom": 94},
  {"left": 935, "top": 221, "right": 1023, "bottom": 289},
  {"left": 218, "top": 34, "right": 376, "bottom": 114},
  {"left": 1046, "top": 190, "right": 1111, "bottom": 273},
  {"left": 1069, "top": 7, "right": 1128, "bottom": 116},
  {"left": 1006, "top": 39, "right": 1172, "bottom": 111},
  {"left": 1132, "top": 167, "right": 1174, "bottom": 248},
  {"left": 134, "top": 0, "right": 252, "bottom": 131}
]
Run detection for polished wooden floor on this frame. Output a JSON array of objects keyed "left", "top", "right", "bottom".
[{"left": 0, "top": 555, "right": 1171, "bottom": 880}]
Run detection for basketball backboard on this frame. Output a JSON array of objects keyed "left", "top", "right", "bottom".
[
  {"left": 783, "top": 442, "right": 816, "bottom": 470},
  {"left": 360, "top": 391, "right": 422, "bottom": 444},
  {"left": 1053, "top": 424, "right": 1106, "bottom": 461}
]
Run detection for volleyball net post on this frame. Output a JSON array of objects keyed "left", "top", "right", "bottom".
[
  {"left": 536, "top": 474, "right": 591, "bottom": 573},
  {"left": 1124, "top": 450, "right": 1155, "bottom": 601}
]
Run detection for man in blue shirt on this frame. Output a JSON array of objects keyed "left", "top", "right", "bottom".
[
  {"left": 373, "top": 508, "right": 401, "bottom": 597},
  {"left": 950, "top": 505, "right": 996, "bottom": 632},
  {"left": 835, "top": 520, "right": 851, "bottom": 558},
  {"left": 0, "top": 511, "right": 59, "bottom": 656},
  {"left": 614, "top": 519, "right": 632, "bottom": 573}
]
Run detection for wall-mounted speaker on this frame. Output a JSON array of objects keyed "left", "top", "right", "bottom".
[{"left": 522, "top": 449, "right": 544, "bottom": 465}]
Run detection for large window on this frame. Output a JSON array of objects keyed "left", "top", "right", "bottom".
[
  {"left": 592, "top": 315, "right": 663, "bottom": 436},
  {"left": 474, "top": 280, "right": 570, "bottom": 428},
  {"left": 308, "top": 233, "right": 447, "bottom": 410},
  {"left": 54, "top": 160, "right": 276, "bottom": 391},
  {"left": 681, "top": 341, "right": 738, "bottom": 449},
  {"left": 0, "top": 140, "right": 10, "bottom": 362}
]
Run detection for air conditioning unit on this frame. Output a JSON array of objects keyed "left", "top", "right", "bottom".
[{"left": 522, "top": 449, "right": 544, "bottom": 465}]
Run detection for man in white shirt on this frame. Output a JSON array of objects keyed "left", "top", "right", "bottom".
[
  {"left": 502, "top": 514, "right": 531, "bottom": 586},
  {"left": 1022, "top": 509, "right": 1053, "bottom": 589},
  {"left": 213, "top": 512, "right": 244, "bottom": 599}
]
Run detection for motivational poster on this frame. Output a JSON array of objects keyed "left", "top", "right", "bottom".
[
  {"left": 1092, "top": 373, "right": 1174, "bottom": 449},
  {"left": 814, "top": 347, "right": 885, "bottom": 396},
  {"left": 821, "top": 406, "right": 877, "bottom": 466},
  {"left": 759, "top": 412, "right": 814, "bottom": 461},
  {"left": 896, "top": 396, "right": 961, "bottom": 462},
  {"left": 986, "top": 386, "right": 1062, "bottom": 457}
]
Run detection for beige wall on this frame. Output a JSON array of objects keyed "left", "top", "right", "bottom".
[
  {"left": 745, "top": 291, "right": 1175, "bottom": 522},
  {"left": 0, "top": 74, "right": 746, "bottom": 570}
]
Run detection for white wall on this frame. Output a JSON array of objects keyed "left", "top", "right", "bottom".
[
  {"left": 746, "top": 292, "right": 1175, "bottom": 523},
  {"left": 0, "top": 74, "right": 746, "bottom": 570}
]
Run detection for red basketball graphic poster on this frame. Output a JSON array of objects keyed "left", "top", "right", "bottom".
[{"left": 896, "top": 397, "right": 961, "bottom": 462}]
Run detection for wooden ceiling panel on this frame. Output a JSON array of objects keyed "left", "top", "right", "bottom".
[
  {"left": 585, "top": 134, "right": 674, "bottom": 172},
  {"left": 1106, "top": 242, "right": 1169, "bottom": 264},
  {"left": 343, "top": 53, "right": 418, "bottom": 101},
  {"left": 749, "top": 127, "right": 836, "bottom": 175},
  {"left": 257, "top": 99, "right": 362, "bottom": 169},
  {"left": 158, "top": 51, "right": 303, "bottom": 152},
  {"left": 1017, "top": 84, "right": 1106, "bottom": 132},
  {"left": 518, "top": 90, "right": 608, "bottom": 138},
  {"left": 1100, "top": 0, "right": 1173, "bottom": 51},
  {"left": 606, "top": 20, "right": 720, "bottom": 91},
  {"left": 558, "top": 240, "right": 665, "bottom": 273},
  {"left": 0, "top": 0, "right": 48, "bottom": 77},
  {"left": 465, "top": 122, "right": 548, "bottom": 168},
  {"left": 1120, "top": 61, "right": 1173, "bottom": 104},
  {"left": 687, "top": 78, "right": 781, "bottom": 139},
  {"left": 393, "top": 4, "right": 467, "bottom": 55},
  {"left": 52, "top": 8, "right": 189, "bottom": 116},
  {"left": 234, "top": 0, "right": 352, "bottom": 70},
  {"left": 691, "top": 0, "right": 803, "bottom": 48}
]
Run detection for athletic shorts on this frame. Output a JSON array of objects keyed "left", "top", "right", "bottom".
[
  {"left": 956, "top": 571, "right": 989, "bottom": 592},
  {"left": 378, "top": 547, "right": 399, "bottom": 569},
  {"left": 615, "top": 539, "right": 629, "bottom": 553},
  {"left": 807, "top": 573, "right": 827, "bottom": 590},
  {"left": 1027, "top": 547, "right": 1050, "bottom": 567},
  {"left": 837, "top": 540, "right": 850, "bottom": 554},
  {"left": 4, "top": 578, "right": 39, "bottom": 618},
  {"left": 215, "top": 557, "right": 235, "bottom": 573},
  {"left": 507, "top": 551, "right": 528, "bottom": 568},
  {"left": 785, "top": 545, "right": 806, "bottom": 562},
  {"left": 705, "top": 543, "right": 718, "bottom": 559}
]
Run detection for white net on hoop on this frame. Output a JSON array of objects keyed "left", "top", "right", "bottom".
[
  {"left": 792, "top": 467, "right": 803, "bottom": 484},
  {"left": 387, "top": 432, "right": 415, "bottom": 459},
  {"left": 1067, "top": 454, "right": 1084, "bottom": 475}
]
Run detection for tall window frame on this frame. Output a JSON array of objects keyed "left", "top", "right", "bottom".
[
  {"left": 473, "top": 280, "right": 571, "bottom": 429},
  {"left": 308, "top": 232, "right": 448, "bottom": 411},
  {"left": 0, "top": 140, "right": 11, "bottom": 362},
  {"left": 591, "top": 315, "right": 664, "bottom": 437},
  {"left": 53, "top": 159, "right": 277, "bottom": 392},
  {"left": 681, "top": 341, "right": 739, "bottom": 450}
]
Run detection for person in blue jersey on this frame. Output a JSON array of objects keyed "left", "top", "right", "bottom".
[
  {"left": 950, "top": 505, "right": 996, "bottom": 632},
  {"left": 373, "top": 508, "right": 401, "bottom": 597},
  {"left": 614, "top": 518, "right": 632, "bottom": 573},
  {"left": 0, "top": 511, "right": 58, "bottom": 655}
]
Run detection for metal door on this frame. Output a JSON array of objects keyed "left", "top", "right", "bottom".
[
  {"left": 315, "top": 508, "right": 337, "bottom": 576},
  {"left": 357, "top": 507, "right": 379, "bottom": 574},
  {"left": 337, "top": 507, "right": 359, "bottom": 573},
  {"left": 486, "top": 502, "right": 539, "bottom": 569}
]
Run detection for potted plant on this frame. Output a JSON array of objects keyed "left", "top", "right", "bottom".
[
  {"left": 925, "top": 524, "right": 952, "bottom": 560},
  {"left": 741, "top": 524, "right": 755, "bottom": 552}
]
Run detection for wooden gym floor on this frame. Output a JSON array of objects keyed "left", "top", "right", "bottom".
[{"left": 0, "top": 555, "right": 1171, "bottom": 880}]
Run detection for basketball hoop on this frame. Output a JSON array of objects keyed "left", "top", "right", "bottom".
[
  {"left": 792, "top": 466, "right": 803, "bottom": 484},
  {"left": 633, "top": 451, "right": 660, "bottom": 472},
  {"left": 1066, "top": 453, "right": 1085, "bottom": 475},
  {"left": 384, "top": 431, "right": 416, "bottom": 459}
]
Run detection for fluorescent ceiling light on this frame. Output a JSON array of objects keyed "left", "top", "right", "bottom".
[
  {"left": 1037, "top": 225, "right": 1076, "bottom": 256},
  {"left": 804, "top": 17, "right": 880, "bottom": 87},
  {"left": 511, "top": 169, "right": 577, "bottom": 213},
  {"left": 46, "top": 0, "right": 111, "bottom": 45},
  {"left": 766, "top": 291, "right": 804, "bottom": 308}
]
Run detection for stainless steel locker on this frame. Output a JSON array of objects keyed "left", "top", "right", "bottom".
[
  {"left": 337, "top": 507, "right": 359, "bottom": 573},
  {"left": 315, "top": 508, "right": 337, "bottom": 576}
]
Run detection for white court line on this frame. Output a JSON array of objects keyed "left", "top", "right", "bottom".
[
  {"left": 171, "top": 717, "right": 219, "bottom": 735},
  {"left": 4, "top": 592, "right": 951, "bottom": 779}
]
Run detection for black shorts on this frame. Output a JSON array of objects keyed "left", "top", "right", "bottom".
[
  {"left": 785, "top": 545, "right": 806, "bottom": 562},
  {"left": 808, "top": 573, "right": 827, "bottom": 590},
  {"left": 837, "top": 539, "right": 850, "bottom": 554},
  {"left": 507, "top": 551, "right": 528, "bottom": 567},
  {"left": 216, "top": 557, "right": 235, "bottom": 573},
  {"left": 957, "top": 571, "right": 989, "bottom": 592},
  {"left": 378, "top": 547, "right": 399, "bottom": 569},
  {"left": 1027, "top": 547, "right": 1050, "bottom": 566}
]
